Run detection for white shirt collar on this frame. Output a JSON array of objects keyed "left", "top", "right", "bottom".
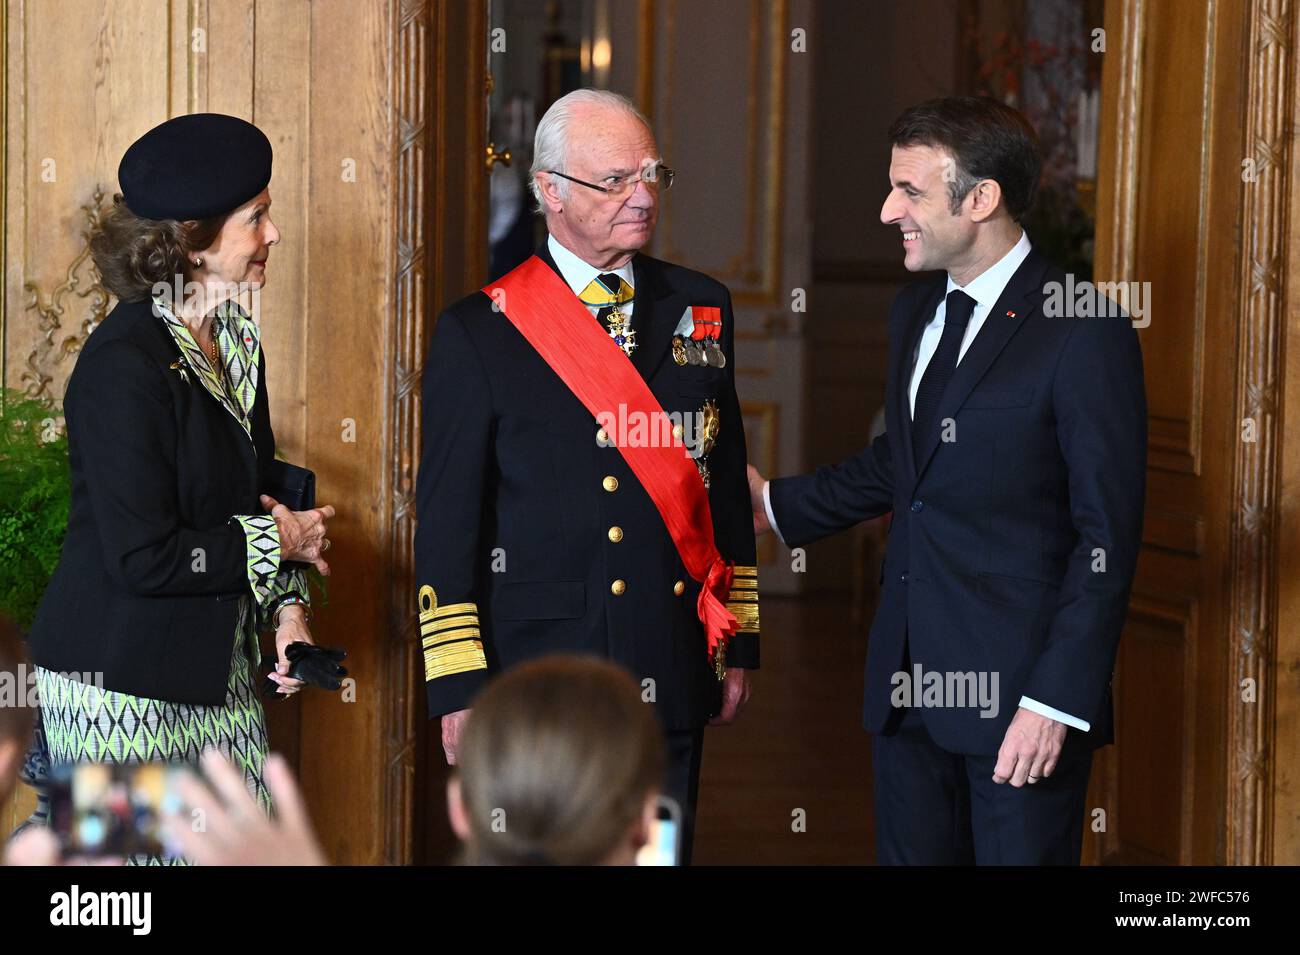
[
  {"left": 944, "top": 229, "right": 1032, "bottom": 311},
  {"left": 547, "top": 234, "right": 636, "bottom": 298}
]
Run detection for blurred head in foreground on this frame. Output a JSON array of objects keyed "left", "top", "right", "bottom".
[
  {"left": 0, "top": 616, "right": 30, "bottom": 805},
  {"left": 448, "top": 655, "right": 665, "bottom": 866}
]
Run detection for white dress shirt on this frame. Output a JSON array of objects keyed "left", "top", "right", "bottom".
[
  {"left": 764, "top": 230, "right": 1090, "bottom": 731},
  {"left": 548, "top": 234, "right": 636, "bottom": 327},
  {"left": 907, "top": 229, "right": 1031, "bottom": 415}
]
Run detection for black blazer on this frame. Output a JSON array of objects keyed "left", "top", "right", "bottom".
[
  {"left": 29, "top": 296, "right": 283, "bottom": 705},
  {"left": 770, "top": 246, "right": 1147, "bottom": 755},
  {"left": 415, "top": 243, "right": 758, "bottom": 730}
]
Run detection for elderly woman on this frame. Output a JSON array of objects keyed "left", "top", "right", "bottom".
[{"left": 26, "top": 113, "right": 333, "bottom": 860}]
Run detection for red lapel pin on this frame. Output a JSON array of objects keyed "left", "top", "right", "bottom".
[{"left": 1006, "top": 310, "right": 1017, "bottom": 318}]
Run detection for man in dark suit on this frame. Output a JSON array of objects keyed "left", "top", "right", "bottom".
[
  {"left": 750, "top": 97, "right": 1146, "bottom": 865},
  {"left": 415, "top": 88, "right": 758, "bottom": 863}
]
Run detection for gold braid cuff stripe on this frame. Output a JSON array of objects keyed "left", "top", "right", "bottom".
[
  {"left": 421, "top": 614, "right": 479, "bottom": 636},
  {"left": 728, "top": 566, "right": 759, "bottom": 630},
  {"left": 419, "top": 586, "right": 487, "bottom": 679},
  {"left": 424, "top": 638, "right": 486, "bottom": 681},
  {"left": 418, "top": 586, "right": 479, "bottom": 626},
  {"left": 727, "top": 600, "right": 761, "bottom": 633},
  {"left": 421, "top": 625, "right": 481, "bottom": 648}
]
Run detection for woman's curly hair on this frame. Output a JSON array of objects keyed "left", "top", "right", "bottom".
[{"left": 89, "top": 194, "right": 229, "bottom": 303}]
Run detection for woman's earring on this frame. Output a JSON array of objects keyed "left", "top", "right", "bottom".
[{"left": 193, "top": 259, "right": 202, "bottom": 268}]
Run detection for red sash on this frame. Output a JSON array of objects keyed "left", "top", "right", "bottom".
[{"left": 484, "top": 256, "right": 737, "bottom": 661}]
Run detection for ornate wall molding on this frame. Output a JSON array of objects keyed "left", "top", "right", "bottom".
[
  {"left": 20, "top": 188, "right": 112, "bottom": 400},
  {"left": 642, "top": 0, "right": 788, "bottom": 309},
  {"left": 383, "top": 0, "right": 431, "bottom": 867},
  {"left": 1226, "top": 0, "right": 1293, "bottom": 866}
]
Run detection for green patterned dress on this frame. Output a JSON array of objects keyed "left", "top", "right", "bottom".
[{"left": 34, "top": 297, "right": 308, "bottom": 864}]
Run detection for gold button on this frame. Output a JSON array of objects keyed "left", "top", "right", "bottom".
[
  {"left": 596, "top": 427, "right": 609, "bottom": 444},
  {"left": 673, "top": 580, "right": 685, "bottom": 596},
  {"left": 611, "top": 579, "right": 626, "bottom": 596},
  {"left": 608, "top": 526, "right": 624, "bottom": 543},
  {"left": 602, "top": 475, "right": 619, "bottom": 492},
  {"left": 672, "top": 423, "right": 684, "bottom": 440}
]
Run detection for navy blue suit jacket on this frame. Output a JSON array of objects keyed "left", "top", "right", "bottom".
[{"left": 770, "top": 247, "right": 1147, "bottom": 755}]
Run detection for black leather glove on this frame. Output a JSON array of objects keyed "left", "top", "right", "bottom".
[{"left": 261, "top": 642, "right": 348, "bottom": 697}]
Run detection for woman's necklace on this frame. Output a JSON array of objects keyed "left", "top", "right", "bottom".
[{"left": 207, "top": 328, "right": 222, "bottom": 376}]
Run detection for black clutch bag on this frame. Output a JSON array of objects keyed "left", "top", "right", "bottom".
[{"left": 265, "top": 459, "right": 316, "bottom": 511}]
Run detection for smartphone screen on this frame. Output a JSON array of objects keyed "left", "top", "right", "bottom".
[
  {"left": 48, "top": 762, "right": 186, "bottom": 859},
  {"left": 636, "top": 795, "right": 682, "bottom": 866}
]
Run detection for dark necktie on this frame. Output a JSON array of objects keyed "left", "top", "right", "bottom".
[{"left": 911, "top": 289, "right": 977, "bottom": 456}]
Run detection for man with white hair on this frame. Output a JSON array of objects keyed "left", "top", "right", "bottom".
[{"left": 415, "top": 89, "right": 759, "bottom": 863}]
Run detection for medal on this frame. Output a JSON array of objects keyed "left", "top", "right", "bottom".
[
  {"left": 687, "top": 305, "right": 725, "bottom": 368},
  {"left": 675, "top": 305, "right": 727, "bottom": 369},
  {"left": 700, "top": 399, "right": 721, "bottom": 453},
  {"left": 672, "top": 335, "right": 688, "bottom": 366},
  {"left": 583, "top": 274, "right": 637, "bottom": 358},
  {"left": 694, "top": 399, "right": 721, "bottom": 488},
  {"left": 605, "top": 307, "right": 637, "bottom": 357}
]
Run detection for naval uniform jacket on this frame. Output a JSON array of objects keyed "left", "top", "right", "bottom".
[
  {"left": 415, "top": 242, "right": 759, "bottom": 730},
  {"left": 28, "top": 295, "right": 308, "bottom": 705}
]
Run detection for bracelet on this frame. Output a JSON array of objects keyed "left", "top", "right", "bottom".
[{"left": 271, "top": 595, "right": 312, "bottom": 629}]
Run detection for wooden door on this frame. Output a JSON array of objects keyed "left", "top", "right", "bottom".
[{"left": 1091, "top": 0, "right": 1299, "bottom": 865}]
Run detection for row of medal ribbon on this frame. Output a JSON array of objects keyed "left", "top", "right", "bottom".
[{"left": 672, "top": 335, "right": 727, "bottom": 368}]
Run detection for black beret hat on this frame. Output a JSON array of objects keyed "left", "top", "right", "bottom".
[{"left": 118, "top": 113, "right": 272, "bottom": 221}]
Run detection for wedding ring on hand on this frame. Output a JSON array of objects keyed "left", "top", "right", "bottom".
[{"left": 321, "top": 538, "right": 331, "bottom": 552}]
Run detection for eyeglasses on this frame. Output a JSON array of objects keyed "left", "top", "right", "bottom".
[{"left": 546, "top": 161, "right": 676, "bottom": 199}]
